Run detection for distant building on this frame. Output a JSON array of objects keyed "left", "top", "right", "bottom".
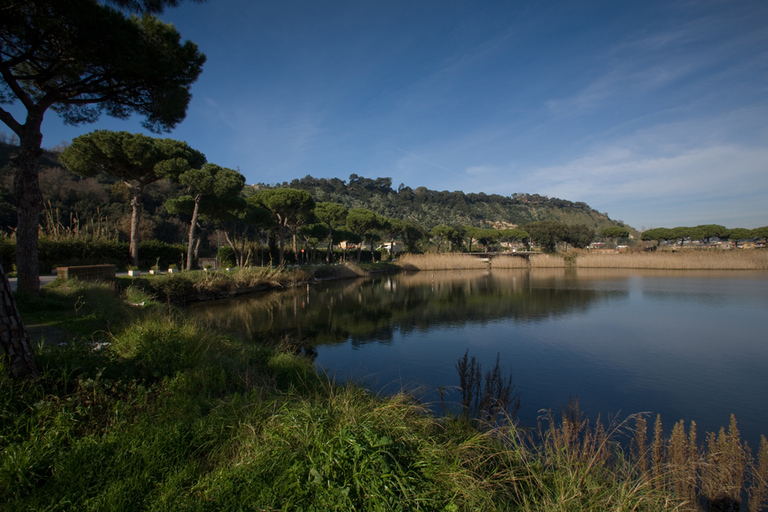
[{"left": 377, "top": 242, "right": 404, "bottom": 253}]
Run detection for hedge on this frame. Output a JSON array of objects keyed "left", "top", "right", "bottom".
[{"left": 0, "top": 238, "right": 188, "bottom": 272}]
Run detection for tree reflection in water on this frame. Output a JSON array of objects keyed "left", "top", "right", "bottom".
[{"left": 186, "top": 269, "right": 623, "bottom": 352}]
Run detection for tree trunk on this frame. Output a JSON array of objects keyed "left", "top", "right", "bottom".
[
  {"left": 12, "top": 128, "right": 44, "bottom": 295},
  {"left": 0, "top": 264, "right": 37, "bottom": 379},
  {"left": 193, "top": 237, "right": 201, "bottom": 261},
  {"left": 238, "top": 230, "right": 248, "bottom": 267},
  {"left": 326, "top": 227, "right": 333, "bottom": 263},
  {"left": 129, "top": 191, "right": 143, "bottom": 267},
  {"left": 278, "top": 221, "right": 286, "bottom": 265},
  {"left": 186, "top": 196, "right": 200, "bottom": 270}
]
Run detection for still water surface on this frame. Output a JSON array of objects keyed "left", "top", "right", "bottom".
[{"left": 189, "top": 269, "right": 768, "bottom": 445}]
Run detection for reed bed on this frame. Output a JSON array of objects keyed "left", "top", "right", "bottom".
[
  {"left": 399, "top": 250, "right": 768, "bottom": 271},
  {"left": 399, "top": 253, "right": 525, "bottom": 270},
  {"left": 576, "top": 250, "right": 768, "bottom": 270}
]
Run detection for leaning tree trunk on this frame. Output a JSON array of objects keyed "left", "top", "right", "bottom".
[
  {"left": 0, "top": 264, "right": 37, "bottom": 379},
  {"left": 186, "top": 196, "right": 201, "bottom": 270},
  {"left": 129, "top": 191, "right": 143, "bottom": 268}
]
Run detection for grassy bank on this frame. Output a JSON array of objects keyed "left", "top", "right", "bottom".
[
  {"left": 117, "top": 262, "right": 399, "bottom": 304},
  {"left": 399, "top": 250, "right": 768, "bottom": 271},
  {"left": 3, "top": 279, "right": 767, "bottom": 511}
]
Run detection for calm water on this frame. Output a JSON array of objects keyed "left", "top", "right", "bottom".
[{"left": 189, "top": 268, "right": 768, "bottom": 445}]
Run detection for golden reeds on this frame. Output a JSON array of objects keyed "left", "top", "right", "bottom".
[
  {"left": 576, "top": 250, "right": 768, "bottom": 270},
  {"left": 398, "top": 253, "right": 494, "bottom": 271},
  {"left": 398, "top": 250, "right": 768, "bottom": 271},
  {"left": 511, "top": 409, "right": 768, "bottom": 511}
]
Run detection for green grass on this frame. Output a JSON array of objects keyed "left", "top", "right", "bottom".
[{"left": 3, "top": 278, "right": 767, "bottom": 511}]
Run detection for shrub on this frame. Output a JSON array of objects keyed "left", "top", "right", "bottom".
[{"left": 218, "top": 245, "right": 235, "bottom": 268}]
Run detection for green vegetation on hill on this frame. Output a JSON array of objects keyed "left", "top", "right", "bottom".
[{"left": 267, "top": 174, "right": 625, "bottom": 232}]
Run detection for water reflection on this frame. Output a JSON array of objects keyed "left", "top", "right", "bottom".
[
  {"left": 187, "top": 268, "right": 768, "bottom": 448},
  {"left": 188, "top": 269, "right": 624, "bottom": 347}
]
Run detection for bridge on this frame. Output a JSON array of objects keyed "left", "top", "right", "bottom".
[
  {"left": 463, "top": 251, "right": 538, "bottom": 268},
  {"left": 465, "top": 251, "right": 535, "bottom": 260}
]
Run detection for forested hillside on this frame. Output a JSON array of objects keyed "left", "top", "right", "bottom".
[
  {"left": 263, "top": 174, "right": 625, "bottom": 232},
  {"left": 1, "top": 141, "right": 627, "bottom": 245}
]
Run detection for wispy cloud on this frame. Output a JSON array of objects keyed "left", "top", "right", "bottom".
[{"left": 508, "top": 116, "right": 768, "bottom": 228}]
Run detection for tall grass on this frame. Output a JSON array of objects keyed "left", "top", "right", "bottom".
[
  {"left": 576, "top": 250, "right": 768, "bottom": 270},
  {"left": 399, "top": 250, "right": 768, "bottom": 271},
  {"left": 4, "top": 278, "right": 768, "bottom": 510},
  {"left": 399, "top": 253, "right": 490, "bottom": 270}
]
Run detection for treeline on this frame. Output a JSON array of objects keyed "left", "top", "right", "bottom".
[
  {"left": 0, "top": 140, "right": 629, "bottom": 269},
  {"left": 642, "top": 224, "right": 768, "bottom": 245}
]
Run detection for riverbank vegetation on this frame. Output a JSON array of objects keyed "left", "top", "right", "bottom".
[
  {"left": 399, "top": 250, "right": 768, "bottom": 271},
  {"left": 118, "top": 262, "right": 400, "bottom": 304},
  {"left": 3, "top": 278, "right": 768, "bottom": 511}
]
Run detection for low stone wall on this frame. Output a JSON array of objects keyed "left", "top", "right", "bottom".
[{"left": 56, "top": 264, "right": 116, "bottom": 282}]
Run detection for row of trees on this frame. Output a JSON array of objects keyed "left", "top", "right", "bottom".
[
  {"left": 641, "top": 225, "right": 768, "bottom": 246},
  {"left": 53, "top": 132, "right": 430, "bottom": 269},
  {"left": 427, "top": 221, "right": 611, "bottom": 254}
]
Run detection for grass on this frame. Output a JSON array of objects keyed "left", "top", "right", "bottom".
[
  {"left": 398, "top": 250, "right": 768, "bottom": 271},
  {"left": 117, "top": 265, "right": 308, "bottom": 304},
  {"left": 3, "top": 277, "right": 768, "bottom": 511}
]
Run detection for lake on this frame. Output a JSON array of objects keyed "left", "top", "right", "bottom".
[{"left": 188, "top": 268, "right": 768, "bottom": 446}]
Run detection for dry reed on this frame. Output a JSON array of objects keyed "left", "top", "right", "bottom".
[
  {"left": 398, "top": 253, "right": 492, "bottom": 270},
  {"left": 576, "top": 250, "right": 768, "bottom": 270},
  {"left": 509, "top": 409, "right": 768, "bottom": 511},
  {"left": 628, "top": 413, "right": 768, "bottom": 511},
  {"left": 398, "top": 250, "right": 768, "bottom": 271}
]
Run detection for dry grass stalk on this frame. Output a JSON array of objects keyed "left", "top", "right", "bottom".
[
  {"left": 749, "top": 436, "right": 768, "bottom": 512},
  {"left": 699, "top": 415, "right": 748, "bottom": 509},
  {"left": 635, "top": 414, "right": 648, "bottom": 474},
  {"left": 668, "top": 419, "right": 697, "bottom": 502},
  {"left": 653, "top": 415, "right": 665, "bottom": 489}
]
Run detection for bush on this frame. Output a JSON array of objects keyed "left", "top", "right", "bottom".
[{"left": 218, "top": 246, "right": 235, "bottom": 268}]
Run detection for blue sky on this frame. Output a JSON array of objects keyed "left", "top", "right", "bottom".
[{"left": 8, "top": 0, "right": 768, "bottom": 230}]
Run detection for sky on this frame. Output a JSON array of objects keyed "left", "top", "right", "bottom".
[{"left": 6, "top": 0, "right": 768, "bottom": 230}]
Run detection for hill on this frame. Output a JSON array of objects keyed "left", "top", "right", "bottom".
[{"left": 262, "top": 174, "right": 628, "bottom": 232}]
